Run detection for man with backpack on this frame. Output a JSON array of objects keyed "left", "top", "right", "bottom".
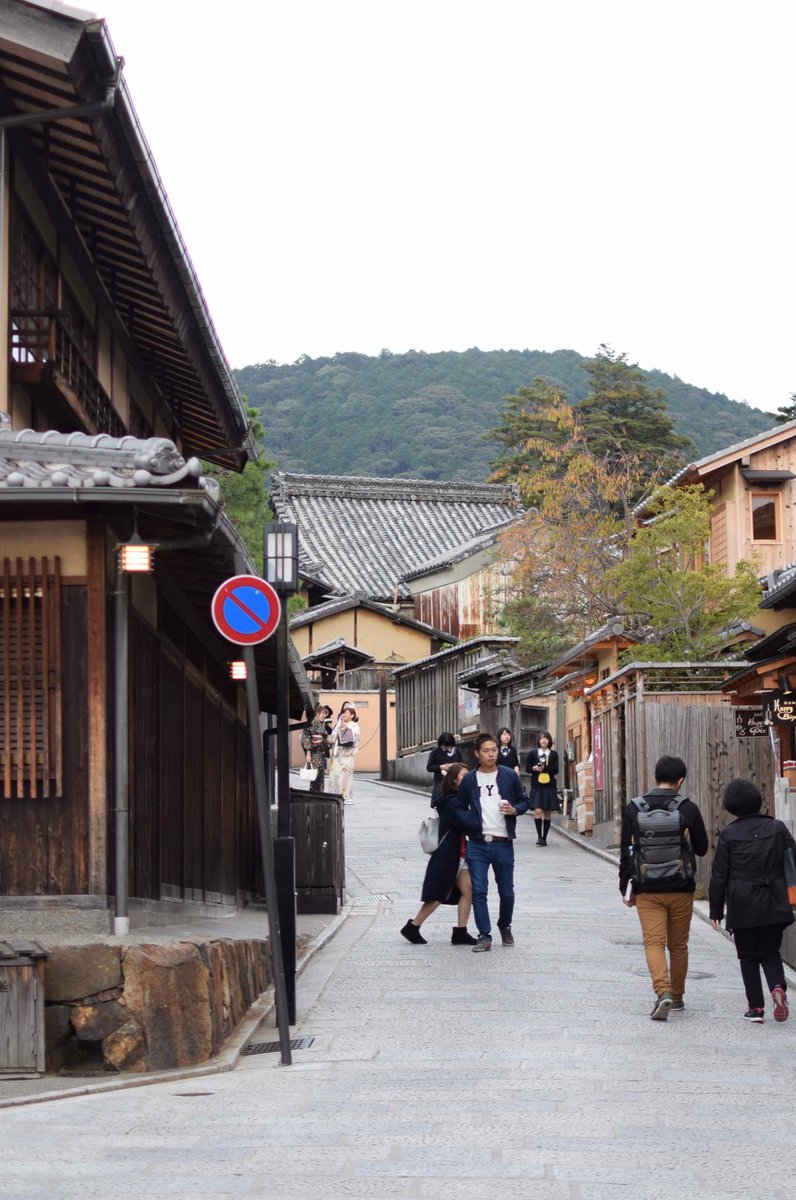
[{"left": 619, "top": 755, "right": 709, "bottom": 1020}]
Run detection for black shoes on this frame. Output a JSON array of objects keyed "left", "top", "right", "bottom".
[
  {"left": 650, "top": 992, "right": 673, "bottom": 1021},
  {"left": 498, "top": 926, "right": 514, "bottom": 946},
  {"left": 451, "top": 926, "right": 477, "bottom": 945},
  {"left": 742, "top": 1008, "right": 764, "bottom": 1023},
  {"left": 400, "top": 919, "right": 427, "bottom": 945}
]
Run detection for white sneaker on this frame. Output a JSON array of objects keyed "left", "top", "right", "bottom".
[{"left": 344, "top": 799, "right": 354, "bottom": 805}]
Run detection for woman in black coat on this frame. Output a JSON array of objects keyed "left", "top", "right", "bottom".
[
  {"left": 709, "top": 778, "right": 795, "bottom": 1023},
  {"left": 525, "top": 730, "right": 560, "bottom": 846},
  {"left": 400, "top": 763, "right": 476, "bottom": 945},
  {"left": 425, "top": 731, "right": 463, "bottom": 804},
  {"left": 497, "top": 727, "right": 521, "bottom": 776}
]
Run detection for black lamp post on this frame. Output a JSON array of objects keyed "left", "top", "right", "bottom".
[{"left": 264, "top": 520, "right": 299, "bottom": 1023}]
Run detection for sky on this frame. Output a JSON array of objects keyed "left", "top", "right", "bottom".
[{"left": 81, "top": 0, "right": 794, "bottom": 411}]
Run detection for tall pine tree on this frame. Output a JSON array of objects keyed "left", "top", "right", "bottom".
[{"left": 576, "top": 345, "right": 693, "bottom": 484}]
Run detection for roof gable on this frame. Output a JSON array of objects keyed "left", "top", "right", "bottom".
[
  {"left": 272, "top": 471, "right": 522, "bottom": 601},
  {"left": 0, "top": 0, "right": 252, "bottom": 466}
]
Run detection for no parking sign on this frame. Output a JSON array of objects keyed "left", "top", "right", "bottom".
[{"left": 210, "top": 574, "right": 282, "bottom": 645}]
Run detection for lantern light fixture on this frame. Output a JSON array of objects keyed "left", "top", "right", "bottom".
[
  {"left": 264, "top": 521, "right": 299, "bottom": 595},
  {"left": 229, "top": 660, "right": 248, "bottom": 681},
  {"left": 116, "top": 530, "right": 156, "bottom": 574}
]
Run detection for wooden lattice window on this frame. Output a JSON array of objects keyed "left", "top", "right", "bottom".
[{"left": 0, "top": 558, "right": 63, "bottom": 798}]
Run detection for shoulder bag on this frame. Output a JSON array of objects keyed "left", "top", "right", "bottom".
[
  {"left": 785, "top": 844, "right": 796, "bottom": 907},
  {"left": 419, "top": 813, "right": 441, "bottom": 854}
]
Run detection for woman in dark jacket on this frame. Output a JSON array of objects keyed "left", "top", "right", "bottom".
[
  {"left": 497, "top": 727, "right": 521, "bottom": 776},
  {"left": 400, "top": 763, "right": 476, "bottom": 945},
  {"left": 525, "top": 730, "right": 560, "bottom": 846},
  {"left": 709, "top": 778, "right": 795, "bottom": 1023},
  {"left": 425, "top": 732, "right": 463, "bottom": 804}
]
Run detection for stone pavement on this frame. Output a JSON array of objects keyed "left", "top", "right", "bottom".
[{"left": 2, "top": 774, "right": 796, "bottom": 1200}]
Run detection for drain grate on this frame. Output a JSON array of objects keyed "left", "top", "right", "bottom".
[
  {"left": 242, "top": 1036, "right": 315, "bottom": 1055},
  {"left": 348, "top": 893, "right": 392, "bottom": 904}
]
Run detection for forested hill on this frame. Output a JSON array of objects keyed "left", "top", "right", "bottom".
[{"left": 236, "top": 348, "right": 773, "bottom": 483}]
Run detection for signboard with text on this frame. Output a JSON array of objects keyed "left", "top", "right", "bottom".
[
  {"left": 763, "top": 692, "right": 796, "bottom": 725},
  {"left": 734, "top": 709, "right": 768, "bottom": 737}
]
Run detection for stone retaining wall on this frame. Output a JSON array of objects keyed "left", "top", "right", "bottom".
[{"left": 43, "top": 937, "right": 270, "bottom": 1073}]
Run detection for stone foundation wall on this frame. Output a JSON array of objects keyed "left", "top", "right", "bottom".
[{"left": 43, "top": 937, "right": 270, "bottom": 1073}]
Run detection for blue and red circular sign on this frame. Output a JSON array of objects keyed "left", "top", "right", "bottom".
[{"left": 211, "top": 575, "right": 282, "bottom": 646}]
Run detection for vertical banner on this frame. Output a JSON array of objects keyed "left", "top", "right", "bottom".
[{"left": 593, "top": 718, "right": 604, "bottom": 791}]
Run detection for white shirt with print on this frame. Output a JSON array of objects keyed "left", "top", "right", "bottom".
[{"left": 476, "top": 770, "right": 508, "bottom": 837}]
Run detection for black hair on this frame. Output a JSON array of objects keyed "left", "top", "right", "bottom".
[
  {"left": 496, "top": 727, "right": 514, "bottom": 745},
  {"left": 723, "top": 778, "right": 763, "bottom": 817},
  {"left": 537, "top": 730, "right": 554, "bottom": 748},
  {"left": 654, "top": 755, "right": 687, "bottom": 785},
  {"left": 474, "top": 731, "right": 497, "bottom": 753},
  {"left": 437, "top": 731, "right": 456, "bottom": 748}
]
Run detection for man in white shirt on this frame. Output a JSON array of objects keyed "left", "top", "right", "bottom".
[{"left": 453, "top": 732, "right": 530, "bottom": 952}]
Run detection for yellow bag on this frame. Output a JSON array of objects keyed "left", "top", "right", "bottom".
[{"left": 538, "top": 771, "right": 551, "bottom": 785}]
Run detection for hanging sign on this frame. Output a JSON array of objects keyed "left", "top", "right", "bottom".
[
  {"left": 211, "top": 575, "right": 282, "bottom": 646},
  {"left": 763, "top": 692, "right": 796, "bottom": 724},
  {"left": 734, "top": 709, "right": 768, "bottom": 738}
]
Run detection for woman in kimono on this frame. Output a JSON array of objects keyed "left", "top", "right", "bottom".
[{"left": 300, "top": 704, "right": 330, "bottom": 793}]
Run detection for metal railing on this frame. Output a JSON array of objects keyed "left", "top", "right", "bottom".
[{"left": 10, "top": 309, "right": 127, "bottom": 438}]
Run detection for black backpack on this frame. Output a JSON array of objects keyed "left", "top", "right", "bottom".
[{"left": 628, "top": 794, "right": 696, "bottom": 887}]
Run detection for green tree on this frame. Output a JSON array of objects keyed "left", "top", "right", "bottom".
[
  {"left": 203, "top": 402, "right": 272, "bottom": 572},
  {"left": 486, "top": 378, "right": 567, "bottom": 501},
  {"left": 606, "top": 485, "right": 761, "bottom": 660},
  {"left": 576, "top": 345, "right": 694, "bottom": 487},
  {"left": 774, "top": 393, "right": 796, "bottom": 424},
  {"left": 495, "top": 399, "right": 651, "bottom": 658}
]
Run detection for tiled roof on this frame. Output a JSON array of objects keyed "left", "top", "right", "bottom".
[
  {"left": 289, "top": 591, "right": 457, "bottom": 643},
  {"left": 271, "top": 471, "right": 522, "bottom": 601},
  {"left": 400, "top": 518, "right": 518, "bottom": 584},
  {"left": 0, "top": 428, "right": 219, "bottom": 497},
  {"left": 761, "top": 561, "right": 796, "bottom": 608},
  {"left": 391, "top": 635, "right": 519, "bottom": 677}
]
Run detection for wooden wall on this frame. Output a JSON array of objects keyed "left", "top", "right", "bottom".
[
  {"left": 594, "top": 694, "right": 773, "bottom": 890},
  {"left": 0, "top": 584, "right": 89, "bottom": 895},
  {"left": 126, "top": 615, "right": 258, "bottom": 906}
]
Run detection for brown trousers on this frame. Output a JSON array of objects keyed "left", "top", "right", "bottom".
[{"left": 635, "top": 891, "right": 695, "bottom": 1001}]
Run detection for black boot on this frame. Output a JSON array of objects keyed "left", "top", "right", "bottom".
[
  {"left": 451, "top": 926, "right": 477, "bottom": 945},
  {"left": 400, "top": 919, "right": 427, "bottom": 944}
]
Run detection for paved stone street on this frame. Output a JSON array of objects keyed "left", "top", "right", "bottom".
[{"left": 2, "top": 775, "right": 796, "bottom": 1200}]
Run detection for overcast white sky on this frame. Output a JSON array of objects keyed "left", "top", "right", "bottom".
[{"left": 87, "top": 0, "right": 793, "bottom": 410}]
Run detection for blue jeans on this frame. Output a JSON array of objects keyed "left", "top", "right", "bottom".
[{"left": 466, "top": 839, "right": 515, "bottom": 938}]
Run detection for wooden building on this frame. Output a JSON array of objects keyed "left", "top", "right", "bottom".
[
  {"left": 644, "top": 419, "right": 796, "bottom": 620},
  {"left": 392, "top": 636, "right": 519, "bottom": 786},
  {"left": 0, "top": 2, "right": 313, "bottom": 930},
  {"left": 400, "top": 523, "right": 517, "bottom": 638}
]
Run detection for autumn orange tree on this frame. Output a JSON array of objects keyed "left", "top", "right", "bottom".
[{"left": 493, "top": 396, "right": 655, "bottom": 661}]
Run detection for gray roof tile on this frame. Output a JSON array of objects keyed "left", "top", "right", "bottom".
[
  {"left": 271, "top": 471, "right": 522, "bottom": 601},
  {"left": 0, "top": 429, "right": 218, "bottom": 497}
]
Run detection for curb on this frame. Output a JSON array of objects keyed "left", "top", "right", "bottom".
[{"left": 0, "top": 901, "right": 355, "bottom": 1110}]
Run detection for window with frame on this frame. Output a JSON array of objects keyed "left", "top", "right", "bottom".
[
  {"left": 751, "top": 492, "right": 780, "bottom": 542},
  {"left": 0, "top": 557, "right": 63, "bottom": 799}
]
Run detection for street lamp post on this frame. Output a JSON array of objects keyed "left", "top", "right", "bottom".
[
  {"left": 264, "top": 521, "right": 299, "bottom": 1023},
  {"left": 113, "top": 524, "right": 157, "bottom": 936}
]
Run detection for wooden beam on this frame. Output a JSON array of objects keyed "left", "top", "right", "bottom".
[{"left": 86, "top": 521, "right": 107, "bottom": 894}]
